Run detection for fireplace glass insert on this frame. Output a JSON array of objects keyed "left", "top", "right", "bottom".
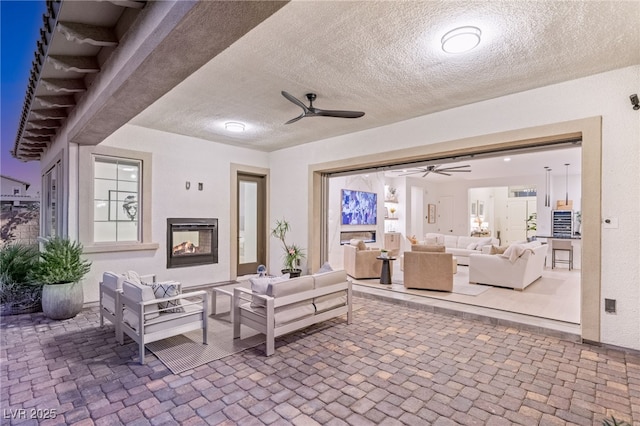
[{"left": 167, "top": 218, "right": 218, "bottom": 268}]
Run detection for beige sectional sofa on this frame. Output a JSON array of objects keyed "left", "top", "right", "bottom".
[
  {"left": 422, "top": 233, "right": 499, "bottom": 265},
  {"left": 468, "top": 241, "right": 548, "bottom": 290}
]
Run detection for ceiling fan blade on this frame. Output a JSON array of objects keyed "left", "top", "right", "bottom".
[
  {"left": 440, "top": 169, "right": 472, "bottom": 173},
  {"left": 314, "top": 108, "right": 365, "bottom": 119},
  {"left": 438, "top": 165, "right": 471, "bottom": 172},
  {"left": 284, "top": 114, "right": 305, "bottom": 125},
  {"left": 422, "top": 171, "right": 431, "bottom": 177},
  {"left": 433, "top": 171, "right": 452, "bottom": 176},
  {"left": 281, "top": 91, "right": 309, "bottom": 112}
]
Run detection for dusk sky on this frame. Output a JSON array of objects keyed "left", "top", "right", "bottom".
[{"left": 1, "top": 0, "right": 46, "bottom": 194}]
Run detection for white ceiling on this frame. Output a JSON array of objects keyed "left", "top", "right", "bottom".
[
  {"left": 129, "top": 1, "right": 639, "bottom": 152},
  {"left": 384, "top": 145, "right": 582, "bottom": 182}
]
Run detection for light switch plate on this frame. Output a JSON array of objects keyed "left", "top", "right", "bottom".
[{"left": 603, "top": 217, "right": 619, "bottom": 229}]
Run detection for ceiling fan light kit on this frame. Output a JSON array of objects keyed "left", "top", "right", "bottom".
[{"left": 281, "top": 91, "right": 365, "bottom": 124}]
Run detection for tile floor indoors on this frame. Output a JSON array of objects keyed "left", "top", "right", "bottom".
[{"left": 1, "top": 295, "right": 639, "bottom": 425}]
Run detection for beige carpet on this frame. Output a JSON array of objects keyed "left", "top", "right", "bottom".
[
  {"left": 354, "top": 266, "right": 581, "bottom": 324},
  {"left": 146, "top": 316, "right": 264, "bottom": 374},
  {"left": 357, "top": 279, "right": 491, "bottom": 296}
]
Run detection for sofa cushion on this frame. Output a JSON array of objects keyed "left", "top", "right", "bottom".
[
  {"left": 501, "top": 244, "right": 535, "bottom": 263},
  {"left": 443, "top": 235, "right": 458, "bottom": 248},
  {"left": 250, "top": 274, "right": 290, "bottom": 308},
  {"left": 268, "top": 275, "right": 314, "bottom": 297},
  {"left": 315, "top": 262, "right": 333, "bottom": 274},
  {"left": 151, "top": 281, "right": 185, "bottom": 313},
  {"left": 313, "top": 270, "right": 348, "bottom": 313},
  {"left": 474, "top": 237, "right": 493, "bottom": 250},
  {"left": 425, "top": 233, "right": 445, "bottom": 245},
  {"left": 489, "top": 245, "right": 509, "bottom": 255}
]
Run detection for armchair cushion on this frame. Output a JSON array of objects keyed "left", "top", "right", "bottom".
[
  {"left": 350, "top": 239, "right": 367, "bottom": 250},
  {"left": 122, "top": 280, "right": 161, "bottom": 326},
  {"left": 101, "top": 271, "right": 124, "bottom": 315}
]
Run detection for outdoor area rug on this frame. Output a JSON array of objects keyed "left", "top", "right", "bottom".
[{"left": 146, "top": 316, "right": 264, "bottom": 374}]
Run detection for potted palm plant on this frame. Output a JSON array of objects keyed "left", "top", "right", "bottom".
[
  {"left": 29, "top": 238, "right": 91, "bottom": 320},
  {"left": 271, "top": 218, "right": 305, "bottom": 278}
]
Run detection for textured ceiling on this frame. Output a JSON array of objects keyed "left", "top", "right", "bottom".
[{"left": 130, "top": 1, "right": 640, "bottom": 152}]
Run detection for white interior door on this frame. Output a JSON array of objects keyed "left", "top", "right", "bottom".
[
  {"left": 504, "top": 200, "right": 528, "bottom": 244},
  {"left": 437, "top": 196, "right": 454, "bottom": 234}
]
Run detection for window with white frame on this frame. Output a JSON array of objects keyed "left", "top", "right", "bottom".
[
  {"left": 93, "top": 157, "right": 141, "bottom": 242},
  {"left": 79, "top": 145, "right": 154, "bottom": 252}
]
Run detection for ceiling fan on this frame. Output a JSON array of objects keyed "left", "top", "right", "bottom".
[
  {"left": 395, "top": 164, "right": 472, "bottom": 177},
  {"left": 281, "top": 91, "right": 365, "bottom": 124}
]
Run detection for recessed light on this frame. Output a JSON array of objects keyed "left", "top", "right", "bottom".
[
  {"left": 225, "top": 122, "right": 245, "bottom": 132},
  {"left": 441, "top": 26, "right": 481, "bottom": 54},
  {"left": 503, "top": 157, "right": 511, "bottom": 162}
]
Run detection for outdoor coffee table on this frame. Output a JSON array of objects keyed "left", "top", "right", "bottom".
[{"left": 376, "top": 256, "right": 396, "bottom": 285}]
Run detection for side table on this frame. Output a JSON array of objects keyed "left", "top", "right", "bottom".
[{"left": 376, "top": 256, "right": 396, "bottom": 284}]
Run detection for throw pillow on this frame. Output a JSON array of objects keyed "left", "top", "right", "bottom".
[
  {"left": 424, "top": 236, "right": 438, "bottom": 245},
  {"left": 123, "top": 270, "right": 143, "bottom": 285},
  {"left": 315, "top": 262, "right": 333, "bottom": 275},
  {"left": 489, "top": 245, "right": 509, "bottom": 255},
  {"left": 250, "top": 274, "right": 290, "bottom": 308},
  {"left": 151, "top": 281, "right": 185, "bottom": 313},
  {"left": 466, "top": 243, "right": 477, "bottom": 250}
]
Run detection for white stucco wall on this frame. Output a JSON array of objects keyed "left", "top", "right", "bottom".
[
  {"left": 267, "top": 65, "right": 640, "bottom": 350},
  {"left": 75, "top": 124, "right": 269, "bottom": 302}
]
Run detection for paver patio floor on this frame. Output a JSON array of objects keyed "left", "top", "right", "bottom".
[{"left": 1, "top": 297, "right": 639, "bottom": 425}]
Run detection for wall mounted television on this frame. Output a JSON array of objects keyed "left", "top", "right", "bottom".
[{"left": 341, "top": 189, "right": 377, "bottom": 225}]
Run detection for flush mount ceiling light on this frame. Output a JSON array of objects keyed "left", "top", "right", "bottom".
[
  {"left": 441, "top": 26, "right": 481, "bottom": 54},
  {"left": 224, "top": 121, "right": 245, "bottom": 132}
]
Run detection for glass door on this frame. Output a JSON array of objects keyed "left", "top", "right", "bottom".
[{"left": 237, "top": 174, "right": 266, "bottom": 276}]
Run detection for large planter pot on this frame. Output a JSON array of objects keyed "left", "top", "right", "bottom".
[
  {"left": 42, "top": 281, "right": 84, "bottom": 320},
  {"left": 281, "top": 269, "right": 302, "bottom": 278}
]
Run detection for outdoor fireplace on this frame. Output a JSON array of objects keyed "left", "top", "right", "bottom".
[{"left": 167, "top": 218, "right": 218, "bottom": 268}]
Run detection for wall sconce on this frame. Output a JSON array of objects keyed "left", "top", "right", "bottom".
[
  {"left": 630, "top": 94, "right": 639, "bottom": 111},
  {"left": 198, "top": 183, "right": 203, "bottom": 191},
  {"left": 185, "top": 181, "right": 190, "bottom": 190}
]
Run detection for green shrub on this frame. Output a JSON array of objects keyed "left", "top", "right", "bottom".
[
  {"left": 29, "top": 238, "right": 91, "bottom": 285},
  {"left": 0, "top": 243, "right": 41, "bottom": 309}
]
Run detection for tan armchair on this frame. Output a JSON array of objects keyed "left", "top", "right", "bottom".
[
  {"left": 403, "top": 245, "right": 453, "bottom": 291},
  {"left": 343, "top": 239, "right": 392, "bottom": 279}
]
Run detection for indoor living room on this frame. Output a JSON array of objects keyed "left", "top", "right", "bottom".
[{"left": 327, "top": 144, "right": 582, "bottom": 331}]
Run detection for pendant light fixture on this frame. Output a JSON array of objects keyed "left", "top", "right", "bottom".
[
  {"left": 543, "top": 166, "right": 550, "bottom": 207},
  {"left": 564, "top": 163, "right": 570, "bottom": 204}
]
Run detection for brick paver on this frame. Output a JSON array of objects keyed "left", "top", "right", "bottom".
[{"left": 1, "top": 298, "right": 639, "bottom": 425}]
